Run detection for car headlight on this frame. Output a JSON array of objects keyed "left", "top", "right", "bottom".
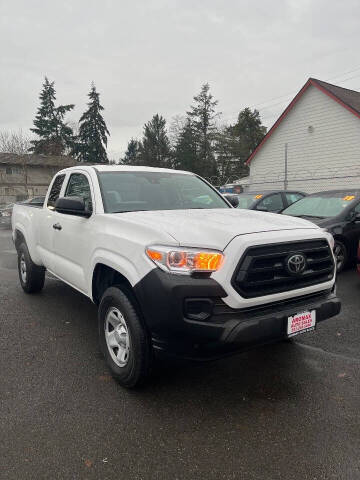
[{"left": 146, "top": 245, "right": 224, "bottom": 274}]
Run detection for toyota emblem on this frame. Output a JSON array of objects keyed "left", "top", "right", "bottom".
[{"left": 286, "top": 253, "right": 307, "bottom": 275}]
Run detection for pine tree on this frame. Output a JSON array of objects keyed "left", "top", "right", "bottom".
[
  {"left": 187, "top": 83, "right": 219, "bottom": 177},
  {"left": 215, "top": 107, "right": 266, "bottom": 181},
  {"left": 75, "top": 83, "right": 110, "bottom": 163},
  {"left": 30, "top": 77, "right": 74, "bottom": 155},
  {"left": 121, "top": 138, "right": 141, "bottom": 165},
  {"left": 228, "top": 108, "right": 267, "bottom": 162},
  {"left": 174, "top": 118, "right": 198, "bottom": 173},
  {"left": 139, "top": 114, "right": 172, "bottom": 168}
]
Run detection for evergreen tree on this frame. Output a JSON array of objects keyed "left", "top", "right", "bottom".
[
  {"left": 187, "top": 83, "right": 219, "bottom": 177},
  {"left": 139, "top": 114, "right": 172, "bottom": 168},
  {"left": 228, "top": 108, "right": 267, "bottom": 162},
  {"left": 30, "top": 77, "right": 74, "bottom": 155},
  {"left": 174, "top": 118, "right": 198, "bottom": 173},
  {"left": 121, "top": 138, "right": 141, "bottom": 165},
  {"left": 75, "top": 83, "right": 110, "bottom": 163},
  {"left": 214, "top": 107, "right": 267, "bottom": 182}
]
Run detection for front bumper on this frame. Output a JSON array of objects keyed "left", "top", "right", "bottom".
[{"left": 134, "top": 269, "right": 341, "bottom": 360}]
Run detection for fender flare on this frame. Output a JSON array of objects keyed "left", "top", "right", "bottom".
[{"left": 88, "top": 249, "right": 153, "bottom": 301}]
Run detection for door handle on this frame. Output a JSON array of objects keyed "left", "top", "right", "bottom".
[{"left": 53, "top": 223, "right": 62, "bottom": 231}]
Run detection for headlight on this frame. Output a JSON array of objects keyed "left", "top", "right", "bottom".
[{"left": 146, "top": 245, "right": 224, "bottom": 274}]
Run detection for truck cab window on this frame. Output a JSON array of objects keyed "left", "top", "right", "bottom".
[
  {"left": 47, "top": 174, "right": 65, "bottom": 210},
  {"left": 65, "top": 173, "right": 93, "bottom": 212}
]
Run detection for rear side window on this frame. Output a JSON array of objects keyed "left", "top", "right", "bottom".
[
  {"left": 65, "top": 173, "right": 93, "bottom": 212},
  {"left": 256, "top": 193, "right": 284, "bottom": 212},
  {"left": 47, "top": 174, "right": 65, "bottom": 209},
  {"left": 285, "top": 192, "right": 304, "bottom": 205}
]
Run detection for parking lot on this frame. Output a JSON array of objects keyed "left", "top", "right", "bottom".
[{"left": 0, "top": 226, "right": 359, "bottom": 480}]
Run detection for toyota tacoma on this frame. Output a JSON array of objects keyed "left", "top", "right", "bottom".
[{"left": 12, "top": 166, "right": 341, "bottom": 387}]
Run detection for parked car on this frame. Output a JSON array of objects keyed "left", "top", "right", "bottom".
[
  {"left": 224, "top": 190, "right": 306, "bottom": 213},
  {"left": 0, "top": 203, "right": 15, "bottom": 226},
  {"left": 281, "top": 189, "right": 360, "bottom": 272},
  {"left": 357, "top": 240, "right": 360, "bottom": 276},
  {"left": 219, "top": 184, "right": 242, "bottom": 194},
  {"left": 12, "top": 166, "right": 340, "bottom": 387}
]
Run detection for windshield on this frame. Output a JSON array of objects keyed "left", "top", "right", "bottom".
[
  {"left": 282, "top": 194, "right": 357, "bottom": 218},
  {"left": 236, "top": 193, "right": 261, "bottom": 209},
  {"left": 98, "top": 171, "right": 230, "bottom": 213}
]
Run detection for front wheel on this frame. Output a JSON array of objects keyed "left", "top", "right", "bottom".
[
  {"left": 334, "top": 240, "right": 348, "bottom": 273},
  {"left": 17, "top": 243, "right": 45, "bottom": 293},
  {"left": 98, "top": 286, "right": 152, "bottom": 388}
]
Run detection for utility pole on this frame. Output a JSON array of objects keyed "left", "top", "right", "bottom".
[{"left": 284, "top": 143, "right": 288, "bottom": 191}]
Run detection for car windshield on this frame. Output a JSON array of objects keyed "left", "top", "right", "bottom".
[
  {"left": 236, "top": 193, "right": 262, "bottom": 209},
  {"left": 282, "top": 193, "right": 357, "bottom": 218},
  {"left": 98, "top": 171, "right": 230, "bottom": 213}
]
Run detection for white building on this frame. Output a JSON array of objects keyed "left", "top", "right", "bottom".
[{"left": 247, "top": 78, "right": 360, "bottom": 193}]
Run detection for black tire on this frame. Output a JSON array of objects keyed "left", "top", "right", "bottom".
[
  {"left": 17, "top": 242, "right": 45, "bottom": 293},
  {"left": 334, "top": 239, "right": 348, "bottom": 273},
  {"left": 98, "top": 286, "right": 152, "bottom": 388}
]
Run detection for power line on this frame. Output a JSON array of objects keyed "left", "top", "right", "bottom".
[
  {"left": 222, "top": 64, "right": 360, "bottom": 120},
  {"left": 221, "top": 70, "right": 360, "bottom": 126}
]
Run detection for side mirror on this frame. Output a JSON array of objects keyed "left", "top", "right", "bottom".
[
  {"left": 55, "top": 196, "right": 91, "bottom": 218},
  {"left": 223, "top": 194, "right": 239, "bottom": 208}
]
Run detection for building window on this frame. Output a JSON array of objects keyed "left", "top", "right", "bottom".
[{"left": 5, "top": 166, "right": 22, "bottom": 175}]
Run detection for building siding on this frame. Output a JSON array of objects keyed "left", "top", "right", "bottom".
[
  {"left": 249, "top": 85, "right": 360, "bottom": 193},
  {"left": 0, "top": 155, "right": 75, "bottom": 205}
]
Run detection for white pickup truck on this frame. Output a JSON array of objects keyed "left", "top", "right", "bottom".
[{"left": 12, "top": 165, "right": 341, "bottom": 387}]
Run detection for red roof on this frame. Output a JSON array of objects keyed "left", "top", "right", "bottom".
[{"left": 246, "top": 78, "right": 360, "bottom": 165}]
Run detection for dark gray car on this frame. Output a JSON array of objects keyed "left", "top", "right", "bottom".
[{"left": 225, "top": 190, "right": 306, "bottom": 213}]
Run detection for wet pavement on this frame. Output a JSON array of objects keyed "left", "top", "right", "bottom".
[{"left": 1, "top": 226, "right": 359, "bottom": 479}]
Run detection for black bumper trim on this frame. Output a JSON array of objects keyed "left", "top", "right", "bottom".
[{"left": 134, "top": 269, "right": 341, "bottom": 360}]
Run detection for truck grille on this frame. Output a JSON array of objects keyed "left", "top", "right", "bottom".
[{"left": 232, "top": 239, "right": 335, "bottom": 299}]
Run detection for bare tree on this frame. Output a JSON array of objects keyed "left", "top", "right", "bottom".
[
  {"left": 0, "top": 129, "right": 32, "bottom": 154},
  {"left": 168, "top": 115, "right": 187, "bottom": 149}
]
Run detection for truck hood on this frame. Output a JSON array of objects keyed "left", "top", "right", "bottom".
[{"left": 114, "top": 209, "right": 319, "bottom": 250}]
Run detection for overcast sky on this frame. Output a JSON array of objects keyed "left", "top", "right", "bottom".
[{"left": 1, "top": 0, "right": 360, "bottom": 159}]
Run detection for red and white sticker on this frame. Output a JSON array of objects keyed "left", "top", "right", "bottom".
[{"left": 287, "top": 310, "right": 316, "bottom": 337}]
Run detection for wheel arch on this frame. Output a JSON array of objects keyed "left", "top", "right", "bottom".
[
  {"left": 91, "top": 263, "right": 136, "bottom": 305},
  {"left": 333, "top": 234, "right": 350, "bottom": 253},
  {"left": 14, "top": 228, "right": 26, "bottom": 251}
]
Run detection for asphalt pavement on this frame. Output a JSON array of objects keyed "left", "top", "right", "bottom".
[{"left": 1, "top": 226, "right": 359, "bottom": 480}]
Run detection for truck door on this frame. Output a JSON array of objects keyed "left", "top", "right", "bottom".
[
  {"left": 37, "top": 173, "right": 66, "bottom": 271},
  {"left": 51, "top": 171, "right": 95, "bottom": 294}
]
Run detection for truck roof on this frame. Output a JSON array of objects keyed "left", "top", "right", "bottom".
[{"left": 58, "top": 164, "right": 193, "bottom": 175}]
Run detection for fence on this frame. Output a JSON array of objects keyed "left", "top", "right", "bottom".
[{"left": 207, "top": 163, "right": 360, "bottom": 194}]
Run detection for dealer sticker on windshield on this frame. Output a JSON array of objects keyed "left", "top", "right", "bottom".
[{"left": 287, "top": 310, "right": 316, "bottom": 337}]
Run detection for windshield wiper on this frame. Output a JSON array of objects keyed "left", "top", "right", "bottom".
[
  {"left": 112, "top": 210, "right": 147, "bottom": 213},
  {"left": 293, "top": 214, "right": 326, "bottom": 219}
]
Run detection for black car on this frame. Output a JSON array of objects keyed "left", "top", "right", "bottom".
[
  {"left": 225, "top": 190, "right": 306, "bottom": 213},
  {"left": 281, "top": 189, "right": 360, "bottom": 272}
]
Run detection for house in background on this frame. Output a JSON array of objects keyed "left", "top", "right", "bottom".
[
  {"left": 0, "top": 153, "right": 75, "bottom": 205},
  {"left": 246, "top": 78, "right": 360, "bottom": 193}
]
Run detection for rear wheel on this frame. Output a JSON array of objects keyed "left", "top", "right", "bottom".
[
  {"left": 98, "top": 286, "right": 152, "bottom": 388},
  {"left": 17, "top": 243, "right": 45, "bottom": 293},
  {"left": 333, "top": 240, "right": 347, "bottom": 273}
]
